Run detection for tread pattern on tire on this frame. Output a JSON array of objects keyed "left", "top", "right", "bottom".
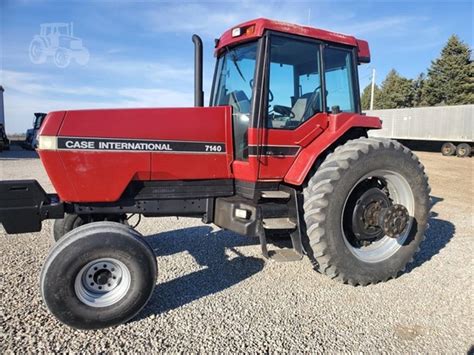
[{"left": 303, "top": 137, "right": 431, "bottom": 286}]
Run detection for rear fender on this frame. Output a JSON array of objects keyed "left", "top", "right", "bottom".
[{"left": 284, "top": 113, "right": 381, "bottom": 186}]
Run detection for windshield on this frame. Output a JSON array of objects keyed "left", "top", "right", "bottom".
[
  {"left": 211, "top": 41, "right": 258, "bottom": 161},
  {"left": 211, "top": 42, "right": 258, "bottom": 117}
]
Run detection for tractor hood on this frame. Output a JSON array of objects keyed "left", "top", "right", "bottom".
[{"left": 37, "top": 107, "right": 233, "bottom": 202}]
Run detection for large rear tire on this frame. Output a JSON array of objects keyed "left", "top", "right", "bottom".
[
  {"left": 41, "top": 222, "right": 157, "bottom": 329},
  {"left": 303, "top": 138, "right": 430, "bottom": 285}
]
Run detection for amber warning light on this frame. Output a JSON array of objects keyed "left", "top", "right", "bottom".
[{"left": 231, "top": 25, "right": 255, "bottom": 38}]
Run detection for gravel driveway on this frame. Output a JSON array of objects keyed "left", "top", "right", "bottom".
[{"left": 0, "top": 146, "right": 472, "bottom": 353}]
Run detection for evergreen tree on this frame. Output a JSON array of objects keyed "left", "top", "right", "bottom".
[
  {"left": 412, "top": 73, "right": 425, "bottom": 107},
  {"left": 378, "top": 69, "right": 414, "bottom": 109},
  {"left": 422, "top": 35, "right": 473, "bottom": 105},
  {"left": 361, "top": 83, "right": 381, "bottom": 110}
]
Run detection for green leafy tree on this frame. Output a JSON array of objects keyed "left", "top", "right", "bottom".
[
  {"left": 378, "top": 69, "right": 414, "bottom": 109},
  {"left": 422, "top": 35, "right": 473, "bottom": 105},
  {"left": 361, "top": 83, "right": 381, "bottom": 110}
]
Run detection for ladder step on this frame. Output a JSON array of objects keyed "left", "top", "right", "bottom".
[
  {"left": 261, "top": 190, "right": 290, "bottom": 199},
  {"left": 268, "top": 249, "right": 303, "bottom": 262},
  {"left": 262, "top": 218, "right": 296, "bottom": 230}
]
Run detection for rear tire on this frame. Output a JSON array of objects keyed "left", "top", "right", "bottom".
[
  {"left": 441, "top": 142, "right": 456, "bottom": 156},
  {"left": 41, "top": 221, "right": 157, "bottom": 329},
  {"left": 303, "top": 138, "right": 430, "bottom": 285},
  {"left": 456, "top": 143, "right": 471, "bottom": 158}
]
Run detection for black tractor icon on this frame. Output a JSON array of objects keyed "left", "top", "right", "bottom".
[{"left": 29, "top": 23, "right": 90, "bottom": 68}]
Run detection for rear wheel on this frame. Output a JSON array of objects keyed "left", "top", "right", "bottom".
[
  {"left": 303, "top": 138, "right": 430, "bottom": 285},
  {"left": 52, "top": 213, "right": 128, "bottom": 242},
  {"left": 456, "top": 143, "right": 471, "bottom": 158},
  {"left": 441, "top": 142, "right": 456, "bottom": 156},
  {"left": 41, "top": 221, "right": 157, "bottom": 329}
]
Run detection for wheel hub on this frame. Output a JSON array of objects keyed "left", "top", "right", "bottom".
[
  {"left": 83, "top": 260, "right": 121, "bottom": 293},
  {"left": 351, "top": 187, "right": 391, "bottom": 241},
  {"left": 75, "top": 258, "right": 131, "bottom": 307},
  {"left": 351, "top": 187, "right": 409, "bottom": 241},
  {"left": 378, "top": 204, "right": 409, "bottom": 238}
]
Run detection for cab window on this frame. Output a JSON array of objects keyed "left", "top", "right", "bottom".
[
  {"left": 212, "top": 41, "right": 258, "bottom": 160},
  {"left": 266, "top": 36, "right": 322, "bottom": 129},
  {"left": 323, "top": 47, "right": 356, "bottom": 112}
]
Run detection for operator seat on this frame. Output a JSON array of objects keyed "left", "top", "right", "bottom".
[{"left": 285, "top": 91, "right": 322, "bottom": 128}]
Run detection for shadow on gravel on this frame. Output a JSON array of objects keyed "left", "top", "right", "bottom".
[
  {"left": 132, "top": 194, "right": 453, "bottom": 321},
  {"left": 406, "top": 195, "right": 455, "bottom": 273},
  {"left": 134, "top": 226, "right": 263, "bottom": 320}
]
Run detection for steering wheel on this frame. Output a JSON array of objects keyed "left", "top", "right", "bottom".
[
  {"left": 273, "top": 105, "right": 295, "bottom": 118},
  {"left": 250, "top": 79, "right": 274, "bottom": 102}
]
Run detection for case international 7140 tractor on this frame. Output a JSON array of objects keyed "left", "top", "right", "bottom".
[{"left": 0, "top": 19, "right": 430, "bottom": 329}]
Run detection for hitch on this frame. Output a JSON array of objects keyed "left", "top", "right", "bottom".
[{"left": 0, "top": 180, "right": 64, "bottom": 234}]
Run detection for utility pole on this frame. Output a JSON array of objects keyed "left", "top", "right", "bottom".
[{"left": 370, "top": 68, "right": 376, "bottom": 110}]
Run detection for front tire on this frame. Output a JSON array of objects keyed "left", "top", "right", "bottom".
[
  {"left": 303, "top": 138, "right": 430, "bottom": 285},
  {"left": 41, "top": 222, "right": 157, "bottom": 329},
  {"left": 52, "top": 213, "right": 128, "bottom": 242},
  {"left": 54, "top": 48, "right": 71, "bottom": 68}
]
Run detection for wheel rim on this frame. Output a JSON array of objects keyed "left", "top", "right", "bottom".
[
  {"left": 341, "top": 170, "right": 415, "bottom": 263},
  {"left": 74, "top": 258, "right": 131, "bottom": 308}
]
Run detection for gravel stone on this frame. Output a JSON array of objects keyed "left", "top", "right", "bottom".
[{"left": 0, "top": 147, "right": 472, "bottom": 352}]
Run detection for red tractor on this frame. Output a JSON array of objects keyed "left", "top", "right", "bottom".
[{"left": 0, "top": 19, "right": 430, "bottom": 329}]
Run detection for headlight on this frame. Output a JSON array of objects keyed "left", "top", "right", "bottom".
[{"left": 38, "top": 136, "right": 58, "bottom": 150}]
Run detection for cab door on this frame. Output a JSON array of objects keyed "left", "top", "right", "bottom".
[{"left": 256, "top": 34, "right": 328, "bottom": 180}]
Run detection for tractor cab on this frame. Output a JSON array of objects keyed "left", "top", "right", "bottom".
[
  {"left": 40, "top": 23, "right": 71, "bottom": 37},
  {"left": 209, "top": 18, "right": 370, "bottom": 183}
]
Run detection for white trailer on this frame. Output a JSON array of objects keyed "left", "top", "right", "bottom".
[{"left": 365, "top": 105, "right": 473, "bottom": 157}]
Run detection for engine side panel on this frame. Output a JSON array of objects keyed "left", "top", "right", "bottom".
[{"left": 38, "top": 106, "right": 233, "bottom": 202}]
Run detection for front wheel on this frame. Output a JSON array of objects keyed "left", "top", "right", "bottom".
[
  {"left": 41, "top": 222, "right": 157, "bottom": 329},
  {"left": 303, "top": 138, "right": 430, "bottom": 285},
  {"left": 52, "top": 213, "right": 128, "bottom": 242},
  {"left": 54, "top": 48, "right": 71, "bottom": 68}
]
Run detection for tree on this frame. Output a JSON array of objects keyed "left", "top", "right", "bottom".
[
  {"left": 361, "top": 83, "right": 381, "bottom": 110},
  {"left": 378, "top": 69, "right": 414, "bottom": 109},
  {"left": 412, "top": 73, "right": 425, "bottom": 107},
  {"left": 422, "top": 35, "right": 473, "bottom": 106}
]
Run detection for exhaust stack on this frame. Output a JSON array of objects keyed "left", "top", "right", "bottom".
[
  {"left": 0, "top": 86, "right": 5, "bottom": 128},
  {"left": 192, "top": 35, "right": 204, "bottom": 107}
]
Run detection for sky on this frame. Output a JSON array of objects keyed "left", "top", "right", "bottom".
[{"left": 0, "top": 0, "right": 472, "bottom": 134}]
